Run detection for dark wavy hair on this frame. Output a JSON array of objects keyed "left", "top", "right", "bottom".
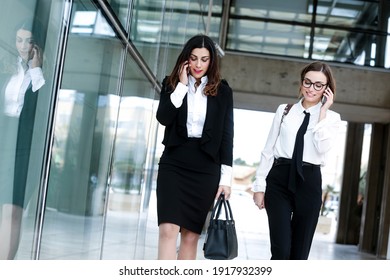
[
  {"left": 1, "top": 18, "right": 45, "bottom": 75},
  {"left": 299, "top": 61, "right": 336, "bottom": 99},
  {"left": 166, "top": 34, "right": 221, "bottom": 96}
]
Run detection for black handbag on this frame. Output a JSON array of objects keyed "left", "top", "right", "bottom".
[{"left": 203, "top": 193, "right": 238, "bottom": 260}]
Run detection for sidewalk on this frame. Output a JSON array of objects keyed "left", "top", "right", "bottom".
[{"left": 143, "top": 188, "right": 354, "bottom": 260}]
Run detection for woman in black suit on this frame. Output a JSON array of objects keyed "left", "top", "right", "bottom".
[
  {"left": 0, "top": 19, "right": 45, "bottom": 259},
  {"left": 156, "top": 34, "right": 234, "bottom": 260}
]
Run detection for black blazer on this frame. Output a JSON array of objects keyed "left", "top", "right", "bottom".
[{"left": 156, "top": 77, "right": 234, "bottom": 166}]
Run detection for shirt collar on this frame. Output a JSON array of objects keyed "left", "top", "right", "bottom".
[
  {"left": 17, "top": 56, "right": 31, "bottom": 71},
  {"left": 298, "top": 98, "right": 322, "bottom": 114},
  {"left": 188, "top": 75, "right": 208, "bottom": 88}
]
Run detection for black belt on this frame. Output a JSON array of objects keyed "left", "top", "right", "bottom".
[{"left": 273, "top": 157, "right": 320, "bottom": 167}]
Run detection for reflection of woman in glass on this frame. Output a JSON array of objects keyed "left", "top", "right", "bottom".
[{"left": 0, "top": 20, "right": 45, "bottom": 259}]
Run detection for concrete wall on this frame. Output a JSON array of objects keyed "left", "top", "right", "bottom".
[{"left": 221, "top": 53, "right": 390, "bottom": 123}]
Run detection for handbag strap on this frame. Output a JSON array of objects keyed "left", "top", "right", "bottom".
[
  {"left": 277, "top": 103, "right": 293, "bottom": 138},
  {"left": 210, "top": 193, "right": 234, "bottom": 222},
  {"left": 281, "top": 103, "right": 293, "bottom": 124},
  {"left": 225, "top": 199, "right": 234, "bottom": 221},
  {"left": 210, "top": 194, "right": 224, "bottom": 220}
]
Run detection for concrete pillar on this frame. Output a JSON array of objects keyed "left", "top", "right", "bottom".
[
  {"left": 359, "top": 123, "right": 390, "bottom": 258},
  {"left": 336, "top": 123, "right": 364, "bottom": 245}
]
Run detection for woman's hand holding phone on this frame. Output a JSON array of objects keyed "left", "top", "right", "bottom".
[
  {"left": 30, "top": 44, "right": 43, "bottom": 68},
  {"left": 179, "top": 61, "right": 189, "bottom": 86},
  {"left": 321, "top": 87, "right": 334, "bottom": 110}
]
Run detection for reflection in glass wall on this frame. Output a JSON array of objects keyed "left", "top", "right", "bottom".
[
  {"left": 40, "top": 0, "right": 123, "bottom": 259},
  {"left": 106, "top": 0, "right": 132, "bottom": 28},
  {"left": 131, "top": 0, "right": 223, "bottom": 77},
  {"left": 37, "top": 0, "right": 162, "bottom": 259},
  {"left": 227, "top": 0, "right": 388, "bottom": 68},
  {"left": 0, "top": 0, "right": 62, "bottom": 260},
  {"left": 103, "top": 96, "right": 155, "bottom": 259},
  {"left": 102, "top": 36, "right": 157, "bottom": 258}
]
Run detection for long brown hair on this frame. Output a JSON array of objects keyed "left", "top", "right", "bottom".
[
  {"left": 166, "top": 34, "right": 221, "bottom": 96},
  {"left": 1, "top": 18, "right": 44, "bottom": 75},
  {"left": 299, "top": 61, "right": 336, "bottom": 99}
]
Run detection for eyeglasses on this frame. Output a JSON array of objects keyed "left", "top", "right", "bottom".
[{"left": 302, "top": 78, "right": 327, "bottom": 91}]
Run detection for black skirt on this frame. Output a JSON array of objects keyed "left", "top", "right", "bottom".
[{"left": 156, "top": 138, "right": 220, "bottom": 234}]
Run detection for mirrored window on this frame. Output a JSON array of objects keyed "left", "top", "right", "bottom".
[
  {"left": 40, "top": 0, "right": 123, "bottom": 259},
  {"left": 102, "top": 59, "right": 156, "bottom": 259},
  {"left": 0, "top": 0, "right": 62, "bottom": 260},
  {"left": 227, "top": 0, "right": 388, "bottom": 67},
  {"left": 131, "top": 0, "right": 223, "bottom": 77}
]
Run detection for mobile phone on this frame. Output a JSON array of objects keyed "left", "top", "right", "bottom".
[
  {"left": 321, "top": 95, "right": 327, "bottom": 104},
  {"left": 29, "top": 44, "right": 37, "bottom": 61}
]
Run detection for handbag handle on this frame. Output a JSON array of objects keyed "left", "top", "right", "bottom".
[{"left": 210, "top": 193, "right": 234, "bottom": 222}]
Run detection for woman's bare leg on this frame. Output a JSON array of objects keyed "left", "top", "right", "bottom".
[
  {"left": 177, "top": 228, "right": 199, "bottom": 260},
  {"left": 0, "top": 204, "right": 23, "bottom": 259},
  {"left": 158, "top": 223, "right": 180, "bottom": 260}
]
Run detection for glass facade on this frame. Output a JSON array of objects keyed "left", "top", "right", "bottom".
[
  {"left": 227, "top": 0, "right": 389, "bottom": 67},
  {"left": 0, "top": 0, "right": 65, "bottom": 260},
  {"left": 0, "top": 0, "right": 221, "bottom": 260},
  {"left": 28, "top": 0, "right": 164, "bottom": 260},
  {"left": 0, "top": 0, "right": 388, "bottom": 260}
]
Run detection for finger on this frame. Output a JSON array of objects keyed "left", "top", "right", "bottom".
[
  {"left": 33, "top": 48, "right": 40, "bottom": 60},
  {"left": 222, "top": 189, "right": 229, "bottom": 200},
  {"left": 215, "top": 189, "right": 222, "bottom": 200}
]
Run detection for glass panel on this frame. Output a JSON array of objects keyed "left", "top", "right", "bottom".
[
  {"left": 106, "top": 0, "right": 132, "bottom": 28},
  {"left": 131, "top": 0, "right": 223, "bottom": 78},
  {"left": 102, "top": 56, "right": 156, "bottom": 259},
  {"left": 231, "top": 0, "right": 312, "bottom": 24},
  {"left": 228, "top": 0, "right": 387, "bottom": 67},
  {"left": 40, "top": 0, "right": 122, "bottom": 259},
  {"left": 231, "top": 0, "right": 379, "bottom": 29},
  {"left": 227, "top": 19, "right": 310, "bottom": 57},
  {"left": 313, "top": 27, "right": 378, "bottom": 65},
  {"left": 129, "top": 0, "right": 165, "bottom": 75},
  {"left": 313, "top": 0, "right": 379, "bottom": 30},
  {"left": 0, "top": 0, "right": 63, "bottom": 259}
]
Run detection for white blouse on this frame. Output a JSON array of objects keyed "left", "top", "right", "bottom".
[
  {"left": 169, "top": 75, "right": 233, "bottom": 187},
  {"left": 252, "top": 99, "right": 341, "bottom": 192},
  {"left": 4, "top": 57, "right": 45, "bottom": 117}
]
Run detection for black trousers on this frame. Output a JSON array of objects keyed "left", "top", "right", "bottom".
[{"left": 264, "top": 161, "right": 322, "bottom": 260}]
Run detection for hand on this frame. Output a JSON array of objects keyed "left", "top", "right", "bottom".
[
  {"left": 215, "top": 185, "right": 231, "bottom": 200},
  {"left": 253, "top": 192, "right": 265, "bottom": 210},
  {"left": 30, "top": 45, "right": 43, "bottom": 68},
  {"left": 179, "top": 61, "right": 189, "bottom": 85},
  {"left": 321, "top": 87, "right": 334, "bottom": 110}
]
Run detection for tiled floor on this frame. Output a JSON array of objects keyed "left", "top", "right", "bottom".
[
  {"left": 15, "top": 188, "right": 379, "bottom": 260},
  {"left": 143, "top": 189, "right": 378, "bottom": 260}
]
